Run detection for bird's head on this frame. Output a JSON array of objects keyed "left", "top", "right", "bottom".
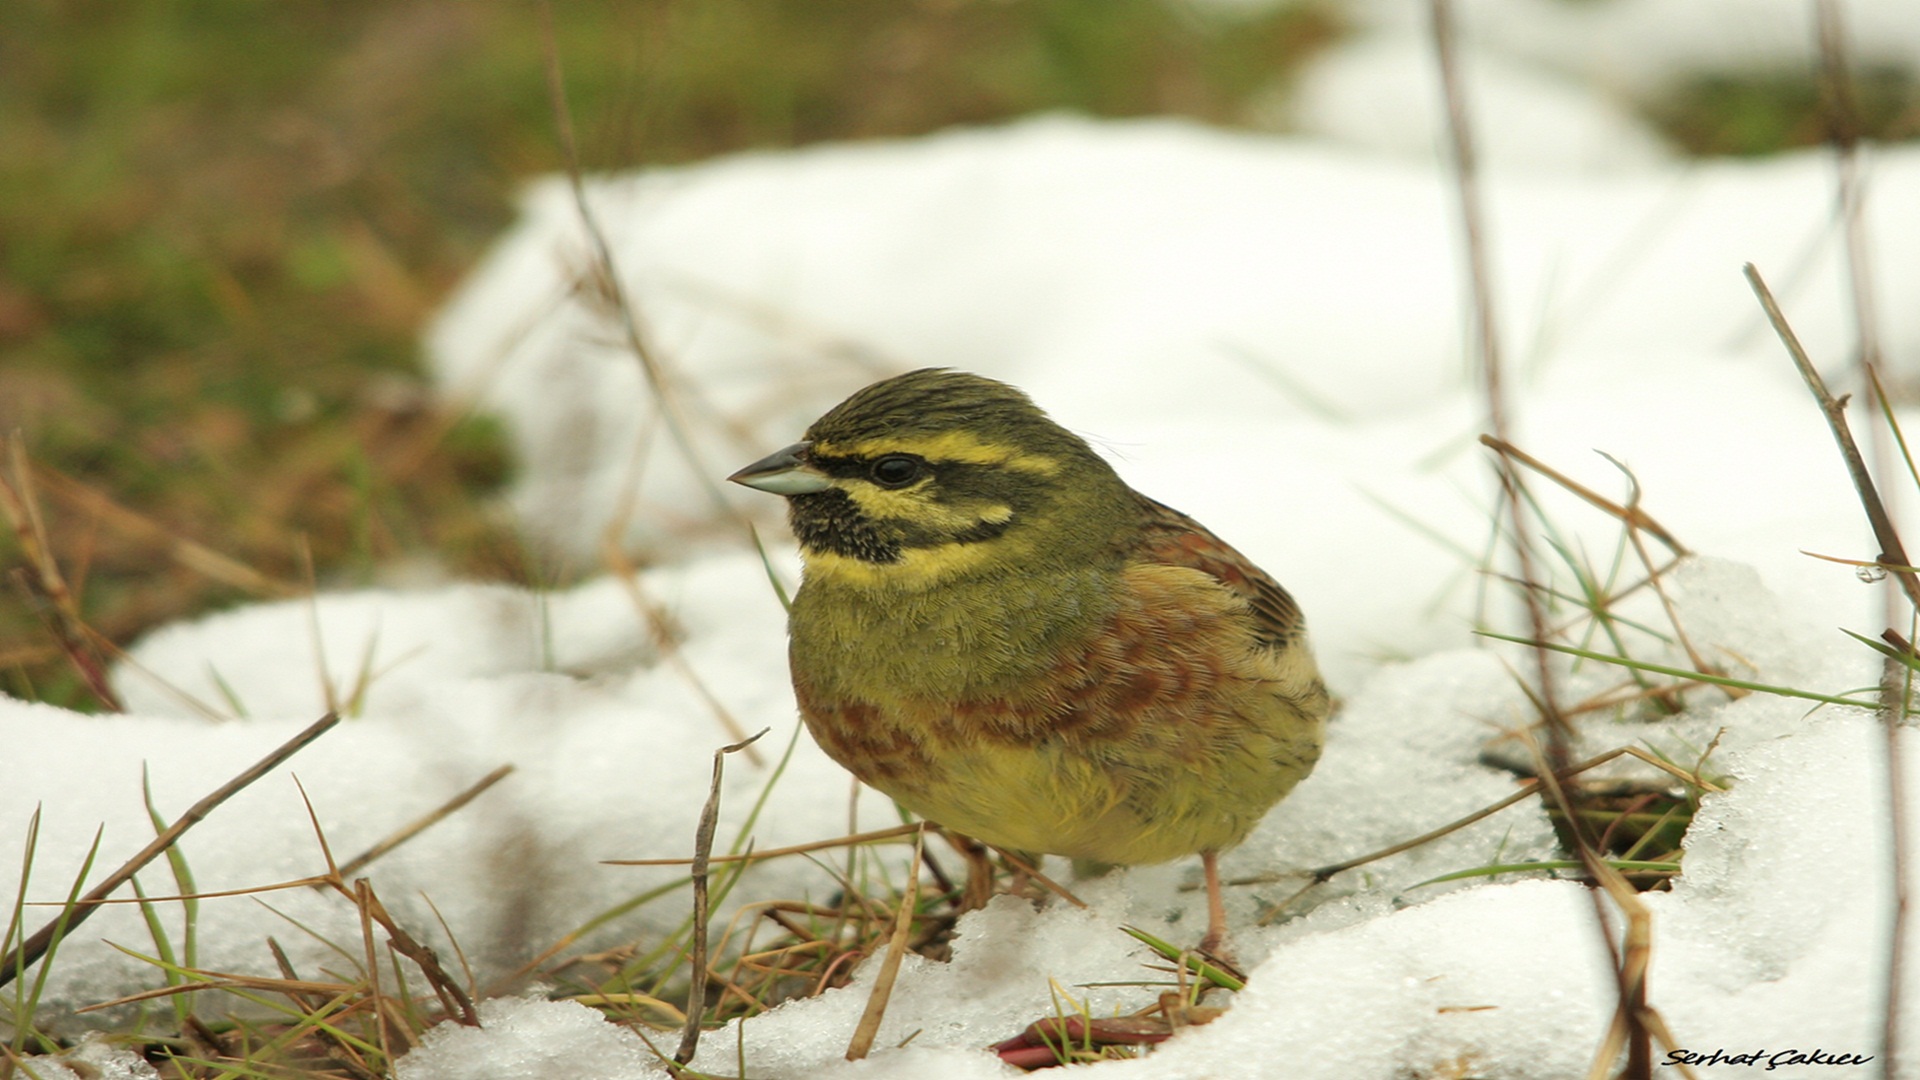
[{"left": 729, "top": 369, "right": 1132, "bottom": 589}]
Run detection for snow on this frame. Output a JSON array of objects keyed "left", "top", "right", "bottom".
[
  {"left": 1339, "top": 0, "right": 1920, "bottom": 95},
  {"left": 396, "top": 998, "right": 660, "bottom": 1080},
  {"left": 1195, "top": 0, "right": 1920, "bottom": 101},
  {"left": 1274, "top": 32, "right": 1675, "bottom": 170},
  {"left": 10, "top": 2, "right": 1920, "bottom": 1076},
  {"left": 11, "top": 1034, "right": 162, "bottom": 1080}
]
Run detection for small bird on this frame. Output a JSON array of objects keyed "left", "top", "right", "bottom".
[{"left": 729, "top": 369, "right": 1328, "bottom": 956}]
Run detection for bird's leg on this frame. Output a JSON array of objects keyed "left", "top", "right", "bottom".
[
  {"left": 1197, "top": 850, "right": 1231, "bottom": 959},
  {"left": 941, "top": 830, "right": 997, "bottom": 911}
]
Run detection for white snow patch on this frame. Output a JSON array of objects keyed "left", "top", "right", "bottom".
[{"left": 396, "top": 998, "right": 658, "bottom": 1080}]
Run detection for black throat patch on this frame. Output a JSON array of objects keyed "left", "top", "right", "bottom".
[{"left": 789, "top": 489, "right": 902, "bottom": 564}]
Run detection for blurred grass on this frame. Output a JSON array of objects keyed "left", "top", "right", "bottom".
[
  {"left": 0, "top": 0, "right": 1338, "bottom": 709},
  {"left": 1653, "top": 65, "right": 1920, "bottom": 156},
  {"left": 2, "top": 0, "right": 1915, "bottom": 710}
]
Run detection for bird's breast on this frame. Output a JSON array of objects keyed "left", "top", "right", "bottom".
[{"left": 787, "top": 561, "right": 1329, "bottom": 864}]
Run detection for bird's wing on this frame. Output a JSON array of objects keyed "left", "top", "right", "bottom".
[{"left": 1129, "top": 494, "right": 1305, "bottom": 650}]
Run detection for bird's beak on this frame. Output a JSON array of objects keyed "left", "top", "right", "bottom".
[{"left": 728, "top": 442, "right": 833, "bottom": 495}]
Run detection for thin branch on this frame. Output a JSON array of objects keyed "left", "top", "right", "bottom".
[
  {"left": 1745, "top": 266, "right": 1920, "bottom": 608},
  {"left": 0, "top": 713, "right": 341, "bottom": 988},
  {"left": 1, "top": 432, "right": 122, "bottom": 710},
  {"left": 601, "top": 539, "right": 764, "bottom": 765},
  {"left": 536, "top": 3, "right": 747, "bottom": 527},
  {"left": 677, "top": 728, "right": 770, "bottom": 1066},
  {"left": 1478, "top": 437, "right": 1689, "bottom": 557},
  {"left": 30, "top": 463, "right": 298, "bottom": 599},
  {"left": 845, "top": 831, "right": 923, "bottom": 1061},
  {"left": 1814, "top": 5, "right": 1905, "bottom": 1070},
  {"left": 1754, "top": 259, "right": 1913, "bottom": 1080},
  {"left": 1430, "top": 3, "right": 1652, "bottom": 1071},
  {"left": 605, "top": 822, "right": 927, "bottom": 867},
  {"left": 1815, "top": 0, "right": 1883, "bottom": 378},
  {"left": 331, "top": 765, "right": 516, "bottom": 883}
]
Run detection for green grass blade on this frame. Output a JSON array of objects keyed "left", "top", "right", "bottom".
[
  {"left": 1119, "top": 926, "right": 1243, "bottom": 992},
  {"left": 1476, "top": 630, "right": 1876, "bottom": 708},
  {"left": 1410, "top": 860, "right": 1680, "bottom": 889}
]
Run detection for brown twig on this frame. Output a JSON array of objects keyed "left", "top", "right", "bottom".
[
  {"left": 30, "top": 463, "right": 299, "bottom": 599},
  {"left": 845, "top": 831, "right": 923, "bottom": 1061},
  {"left": 355, "top": 883, "right": 480, "bottom": 1028},
  {"left": 0, "top": 713, "right": 341, "bottom": 990},
  {"left": 331, "top": 764, "right": 516, "bottom": 883},
  {"left": 1745, "top": 267, "right": 1920, "bottom": 608},
  {"left": 1, "top": 432, "right": 122, "bottom": 710},
  {"left": 1812, "top": 7, "right": 1905, "bottom": 1070},
  {"left": 605, "top": 822, "right": 928, "bottom": 867},
  {"left": 677, "top": 728, "right": 770, "bottom": 1066},
  {"left": 535, "top": 3, "right": 746, "bottom": 528},
  {"left": 1429, "top": 5, "right": 1660, "bottom": 1068},
  {"left": 1749, "top": 258, "right": 1911, "bottom": 1078},
  {"left": 1479, "top": 437, "right": 1688, "bottom": 556},
  {"left": 602, "top": 540, "right": 764, "bottom": 765}
]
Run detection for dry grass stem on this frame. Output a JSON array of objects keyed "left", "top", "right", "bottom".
[
  {"left": 1482, "top": 438, "right": 1730, "bottom": 696},
  {"left": 294, "top": 536, "right": 343, "bottom": 718},
  {"left": 988, "top": 847, "right": 1087, "bottom": 911},
  {"left": 353, "top": 884, "right": 479, "bottom": 1028},
  {"left": 1745, "top": 266, "right": 1920, "bottom": 606},
  {"left": 605, "top": 822, "right": 928, "bottom": 867},
  {"left": 1478, "top": 437, "right": 1688, "bottom": 556},
  {"left": 331, "top": 764, "right": 516, "bottom": 883},
  {"left": 353, "top": 879, "right": 394, "bottom": 1063},
  {"left": 31, "top": 464, "right": 299, "bottom": 599},
  {"left": 76, "top": 631, "right": 230, "bottom": 723},
  {"left": 1748, "top": 259, "right": 1911, "bottom": 1080},
  {"left": 0, "top": 712, "right": 340, "bottom": 989},
  {"left": 32, "top": 874, "right": 334, "bottom": 907},
  {"left": 536, "top": 3, "right": 748, "bottom": 530},
  {"left": 676, "top": 728, "right": 769, "bottom": 1065},
  {"left": 845, "top": 832, "right": 923, "bottom": 1061},
  {"left": 1815, "top": 6, "right": 1904, "bottom": 1069},
  {"left": 1, "top": 434, "right": 122, "bottom": 710},
  {"left": 602, "top": 538, "right": 765, "bottom": 766},
  {"left": 1432, "top": 4, "right": 1675, "bottom": 1064}
]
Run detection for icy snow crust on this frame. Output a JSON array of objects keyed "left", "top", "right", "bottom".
[{"left": 10, "top": 49, "right": 1920, "bottom": 1080}]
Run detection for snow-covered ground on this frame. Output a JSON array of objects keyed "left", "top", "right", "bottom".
[{"left": 10, "top": 3, "right": 1920, "bottom": 1077}]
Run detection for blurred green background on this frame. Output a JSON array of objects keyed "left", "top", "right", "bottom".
[{"left": 2, "top": 0, "right": 1914, "bottom": 709}]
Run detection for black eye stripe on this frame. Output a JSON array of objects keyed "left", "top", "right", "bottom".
[
  {"left": 807, "top": 454, "right": 878, "bottom": 480},
  {"left": 810, "top": 453, "right": 932, "bottom": 483}
]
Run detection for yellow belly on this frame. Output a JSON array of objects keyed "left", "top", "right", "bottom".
[
  {"left": 793, "top": 561, "right": 1330, "bottom": 865},
  {"left": 889, "top": 710, "right": 1322, "bottom": 864},
  {"left": 802, "top": 672, "right": 1326, "bottom": 866}
]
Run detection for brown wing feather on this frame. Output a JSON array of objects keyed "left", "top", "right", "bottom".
[{"left": 1127, "top": 494, "right": 1304, "bottom": 649}]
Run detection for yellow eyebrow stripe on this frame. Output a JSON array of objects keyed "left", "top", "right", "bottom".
[{"left": 813, "top": 431, "right": 1060, "bottom": 475}]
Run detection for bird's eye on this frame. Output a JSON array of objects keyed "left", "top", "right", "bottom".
[{"left": 869, "top": 455, "right": 924, "bottom": 488}]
